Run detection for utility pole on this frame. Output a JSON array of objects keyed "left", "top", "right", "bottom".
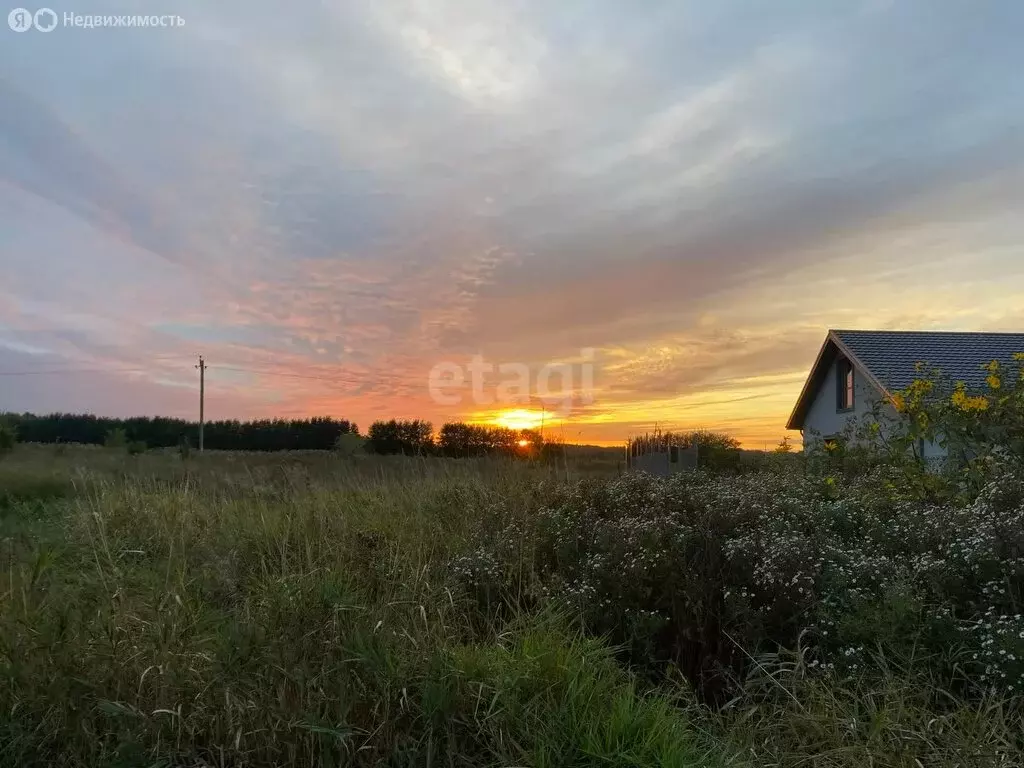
[{"left": 196, "top": 355, "right": 205, "bottom": 452}]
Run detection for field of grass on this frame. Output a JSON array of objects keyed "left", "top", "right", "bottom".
[{"left": 1, "top": 443, "right": 1022, "bottom": 767}]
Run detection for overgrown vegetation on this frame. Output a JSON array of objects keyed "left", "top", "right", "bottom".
[
  {"left": 458, "top": 467, "right": 1024, "bottom": 700},
  {"left": 1, "top": 364, "right": 1023, "bottom": 766},
  {"left": 808, "top": 355, "right": 1024, "bottom": 502},
  {"left": 626, "top": 429, "right": 744, "bottom": 471}
]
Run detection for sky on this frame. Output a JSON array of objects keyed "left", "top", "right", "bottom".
[{"left": 2, "top": 0, "right": 1023, "bottom": 447}]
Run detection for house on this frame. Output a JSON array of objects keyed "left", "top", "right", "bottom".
[{"left": 787, "top": 330, "right": 1024, "bottom": 459}]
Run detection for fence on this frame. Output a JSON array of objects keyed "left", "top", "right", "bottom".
[{"left": 624, "top": 435, "right": 699, "bottom": 477}]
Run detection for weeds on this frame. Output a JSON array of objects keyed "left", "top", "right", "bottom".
[{"left": 0, "top": 445, "right": 1021, "bottom": 766}]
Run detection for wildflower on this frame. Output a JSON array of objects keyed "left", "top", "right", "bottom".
[
  {"left": 985, "top": 360, "right": 1002, "bottom": 390},
  {"left": 951, "top": 383, "right": 990, "bottom": 412}
]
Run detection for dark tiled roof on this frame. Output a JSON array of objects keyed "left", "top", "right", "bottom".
[{"left": 834, "top": 330, "right": 1024, "bottom": 393}]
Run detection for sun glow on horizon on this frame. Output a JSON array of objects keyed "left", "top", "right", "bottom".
[{"left": 484, "top": 408, "right": 547, "bottom": 431}]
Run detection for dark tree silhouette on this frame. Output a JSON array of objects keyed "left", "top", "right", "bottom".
[
  {"left": 0, "top": 412, "right": 357, "bottom": 452},
  {"left": 364, "top": 420, "right": 434, "bottom": 455}
]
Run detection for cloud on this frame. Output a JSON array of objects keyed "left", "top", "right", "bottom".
[{"left": 2, "top": 0, "right": 1023, "bottom": 445}]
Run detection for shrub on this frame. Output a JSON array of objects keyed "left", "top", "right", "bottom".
[
  {"left": 812, "top": 356, "right": 1024, "bottom": 499},
  {"left": 333, "top": 431, "right": 365, "bottom": 457},
  {"left": 454, "top": 467, "right": 1024, "bottom": 701},
  {"left": 0, "top": 421, "right": 16, "bottom": 459},
  {"left": 104, "top": 428, "right": 127, "bottom": 450}
]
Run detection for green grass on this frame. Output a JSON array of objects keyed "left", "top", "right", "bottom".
[
  {"left": 0, "top": 444, "right": 1020, "bottom": 766},
  {"left": 0, "top": 445, "right": 703, "bottom": 766}
]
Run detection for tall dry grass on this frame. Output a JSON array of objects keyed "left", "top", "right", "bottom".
[
  {"left": 0, "top": 445, "right": 1020, "bottom": 767},
  {"left": 1, "top": 450, "right": 709, "bottom": 766}
]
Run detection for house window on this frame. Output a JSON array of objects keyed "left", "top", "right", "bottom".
[{"left": 836, "top": 358, "right": 855, "bottom": 411}]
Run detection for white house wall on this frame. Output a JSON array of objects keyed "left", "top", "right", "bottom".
[{"left": 803, "top": 358, "right": 886, "bottom": 441}]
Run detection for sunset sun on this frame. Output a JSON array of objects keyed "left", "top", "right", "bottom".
[{"left": 490, "top": 409, "right": 547, "bottom": 431}]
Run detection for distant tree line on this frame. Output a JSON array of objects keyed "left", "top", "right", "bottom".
[
  {"left": 364, "top": 419, "right": 545, "bottom": 458},
  {"left": 0, "top": 412, "right": 552, "bottom": 458},
  {"left": 0, "top": 412, "right": 357, "bottom": 452}
]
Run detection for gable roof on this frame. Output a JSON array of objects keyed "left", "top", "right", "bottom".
[{"left": 786, "top": 329, "right": 1024, "bottom": 431}]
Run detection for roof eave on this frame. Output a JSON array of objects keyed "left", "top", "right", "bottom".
[
  {"left": 786, "top": 330, "right": 895, "bottom": 431},
  {"left": 829, "top": 332, "right": 893, "bottom": 402},
  {"left": 785, "top": 333, "right": 836, "bottom": 431}
]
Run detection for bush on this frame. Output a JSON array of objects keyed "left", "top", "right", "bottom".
[
  {"left": 626, "top": 429, "right": 743, "bottom": 473},
  {"left": 126, "top": 440, "right": 147, "bottom": 456},
  {"left": 104, "top": 428, "right": 127, "bottom": 450},
  {"left": 333, "top": 431, "right": 365, "bottom": 457},
  {"left": 0, "top": 421, "right": 16, "bottom": 459},
  {"left": 454, "top": 467, "right": 1024, "bottom": 702},
  {"left": 810, "top": 356, "right": 1024, "bottom": 499}
]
